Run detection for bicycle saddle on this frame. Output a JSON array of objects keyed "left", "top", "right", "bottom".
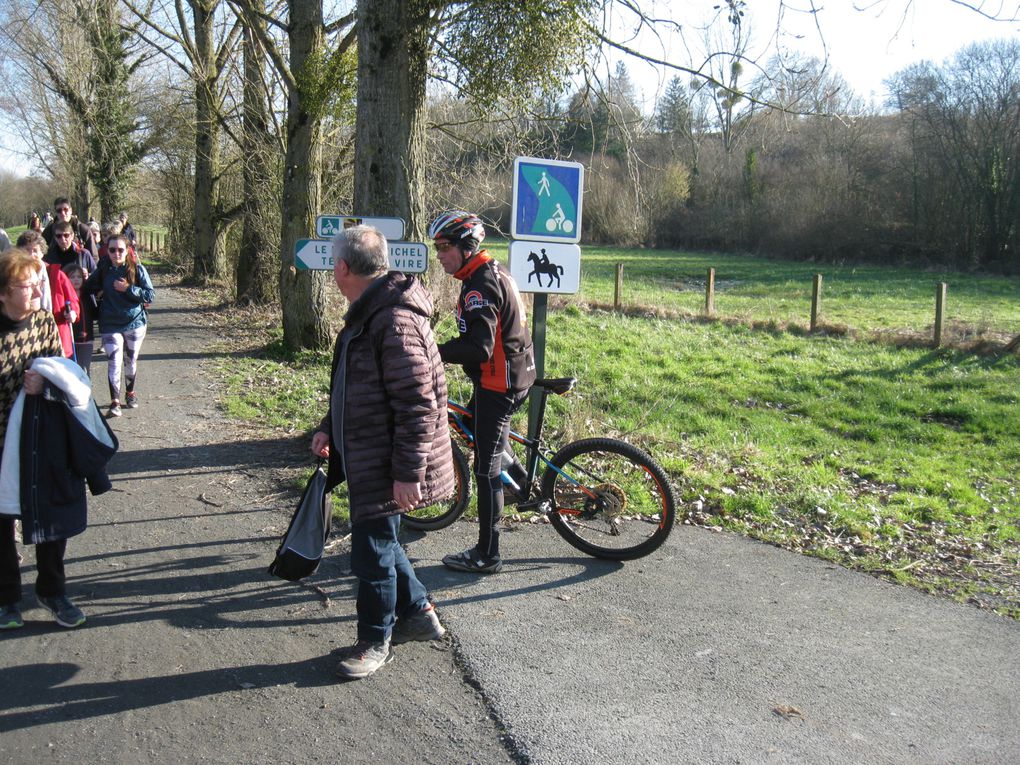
[{"left": 533, "top": 377, "right": 577, "bottom": 396}]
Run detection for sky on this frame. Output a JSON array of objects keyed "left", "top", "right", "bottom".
[
  {"left": 613, "top": 0, "right": 1019, "bottom": 109},
  {"left": 2, "top": 1, "right": 1018, "bottom": 176}
]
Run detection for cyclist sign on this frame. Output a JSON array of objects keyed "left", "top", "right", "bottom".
[{"left": 511, "top": 157, "right": 584, "bottom": 244}]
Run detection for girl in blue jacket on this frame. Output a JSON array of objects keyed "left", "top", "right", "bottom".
[{"left": 84, "top": 234, "right": 155, "bottom": 417}]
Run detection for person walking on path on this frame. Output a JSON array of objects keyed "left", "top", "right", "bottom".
[
  {"left": 17, "top": 230, "right": 79, "bottom": 360},
  {"left": 84, "top": 234, "right": 155, "bottom": 417},
  {"left": 310, "top": 225, "right": 455, "bottom": 680},
  {"left": 61, "top": 263, "right": 96, "bottom": 375},
  {"left": 45, "top": 219, "right": 98, "bottom": 278},
  {"left": 41, "top": 197, "right": 99, "bottom": 260},
  {"left": 428, "top": 210, "right": 536, "bottom": 574},
  {"left": 0, "top": 249, "right": 83, "bottom": 629}
]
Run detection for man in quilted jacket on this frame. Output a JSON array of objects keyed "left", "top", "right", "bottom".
[{"left": 311, "top": 225, "right": 455, "bottom": 680}]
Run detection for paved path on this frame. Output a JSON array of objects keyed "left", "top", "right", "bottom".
[{"left": 2, "top": 279, "right": 1017, "bottom": 764}]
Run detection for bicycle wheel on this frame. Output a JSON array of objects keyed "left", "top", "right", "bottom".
[
  {"left": 402, "top": 439, "right": 471, "bottom": 531},
  {"left": 542, "top": 438, "right": 677, "bottom": 560}
]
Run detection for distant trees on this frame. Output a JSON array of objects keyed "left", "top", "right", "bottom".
[{"left": 888, "top": 39, "right": 1020, "bottom": 272}]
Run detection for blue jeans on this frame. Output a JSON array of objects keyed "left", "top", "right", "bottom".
[{"left": 349, "top": 514, "right": 428, "bottom": 643}]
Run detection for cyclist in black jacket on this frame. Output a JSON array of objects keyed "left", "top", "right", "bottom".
[{"left": 430, "top": 210, "right": 536, "bottom": 573}]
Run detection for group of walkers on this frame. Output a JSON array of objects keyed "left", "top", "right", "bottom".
[
  {"left": 2, "top": 204, "right": 529, "bottom": 684},
  {"left": 0, "top": 197, "right": 154, "bottom": 631},
  {"left": 312, "top": 210, "right": 535, "bottom": 679}
]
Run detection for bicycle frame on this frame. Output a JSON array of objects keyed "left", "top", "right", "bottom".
[{"left": 447, "top": 387, "right": 596, "bottom": 508}]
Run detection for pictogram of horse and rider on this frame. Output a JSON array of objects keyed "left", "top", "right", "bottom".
[{"left": 527, "top": 248, "right": 564, "bottom": 288}]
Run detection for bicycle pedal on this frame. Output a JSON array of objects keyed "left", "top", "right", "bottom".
[{"left": 517, "top": 499, "right": 551, "bottom": 513}]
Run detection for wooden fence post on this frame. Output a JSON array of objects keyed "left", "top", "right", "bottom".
[
  {"left": 705, "top": 267, "right": 715, "bottom": 316},
  {"left": 810, "top": 273, "right": 823, "bottom": 332},
  {"left": 614, "top": 263, "right": 624, "bottom": 310},
  {"left": 934, "top": 282, "right": 947, "bottom": 347}
]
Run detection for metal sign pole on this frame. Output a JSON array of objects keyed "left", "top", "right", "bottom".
[{"left": 527, "top": 293, "right": 548, "bottom": 439}]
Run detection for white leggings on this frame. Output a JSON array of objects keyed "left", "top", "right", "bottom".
[{"left": 103, "top": 325, "right": 147, "bottom": 401}]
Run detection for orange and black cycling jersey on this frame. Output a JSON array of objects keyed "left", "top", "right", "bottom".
[{"left": 438, "top": 251, "right": 536, "bottom": 394}]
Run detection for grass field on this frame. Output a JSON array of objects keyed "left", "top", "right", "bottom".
[
  {"left": 205, "top": 244, "right": 1020, "bottom": 618},
  {"left": 487, "top": 241, "right": 1020, "bottom": 342}
]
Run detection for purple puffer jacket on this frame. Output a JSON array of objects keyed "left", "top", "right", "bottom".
[{"left": 320, "top": 272, "right": 455, "bottom": 523}]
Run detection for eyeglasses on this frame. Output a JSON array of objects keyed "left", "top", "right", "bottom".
[
  {"left": 56, "top": 207, "right": 71, "bottom": 213},
  {"left": 54, "top": 232, "right": 74, "bottom": 240},
  {"left": 11, "top": 280, "right": 42, "bottom": 292},
  {"left": 108, "top": 247, "right": 126, "bottom": 253},
  {"left": 434, "top": 241, "right": 456, "bottom": 253}
]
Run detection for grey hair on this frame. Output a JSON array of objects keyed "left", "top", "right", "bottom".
[{"left": 333, "top": 225, "right": 389, "bottom": 277}]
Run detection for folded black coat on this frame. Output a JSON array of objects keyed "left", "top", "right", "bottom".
[{"left": 18, "top": 386, "right": 118, "bottom": 544}]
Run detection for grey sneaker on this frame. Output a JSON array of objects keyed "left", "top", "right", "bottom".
[
  {"left": 336, "top": 640, "right": 393, "bottom": 680},
  {"left": 126, "top": 391, "right": 138, "bottom": 409},
  {"left": 392, "top": 604, "right": 446, "bottom": 644},
  {"left": 108, "top": 402, "right": 122, "bottom": 418},
  {"left": 38, "top": 595, "right": 86, "bottom": 628},
  {"left": 0, "top": 604, "right": 23, "bottom": 630},
  {"left": 442, "top": 548, "right": 503, "bottom": 574}
]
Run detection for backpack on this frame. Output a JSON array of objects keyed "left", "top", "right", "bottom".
[{"left": 268, "top": 463, "right": 332, "bottom": 581}]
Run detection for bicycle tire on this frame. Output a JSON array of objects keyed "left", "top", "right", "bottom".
[
  {"left": 542, "top": 437, "right": 677, "bottom": 560},
  {"left": 402, "top": 439, "right": 471, "bottom": 531}
]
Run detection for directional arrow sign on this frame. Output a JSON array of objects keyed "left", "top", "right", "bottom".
[
  {"left": 294, "top": 238, "right": 428, "bottom": 274},
  {"left": 316, "top": 215, "right": 405, "bottom": 241},
  {"left": 387, "top": 241, "right": 428, "bottom": 273},
  {"left": 294, "top": 238, "right": 333, "bottom": 270}
]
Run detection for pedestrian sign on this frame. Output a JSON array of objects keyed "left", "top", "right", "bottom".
[
  {"left": 294, "top": 238, "right": 428, "bottom": 274},
  {"left": 316, "top": 215, "right": 405, "bottom": 241},
  {"left": 507, "top": 241, "right": 580, "bottom": 295},
  {"left": 511, "top": 157, "right": 584, "bottom": 244}
]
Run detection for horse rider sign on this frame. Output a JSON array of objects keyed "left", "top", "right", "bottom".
[{"left": 507, "top": 240, "right": 580, "bottom": 295}]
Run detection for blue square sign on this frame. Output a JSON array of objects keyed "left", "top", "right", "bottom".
[{"left": 511, "top": 157, "right": 584, "bottom": 244}]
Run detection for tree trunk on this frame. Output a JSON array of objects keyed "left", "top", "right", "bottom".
[
  {"left": 278, "top": 0, "right": 331, "bottom": 349},
  {"left": 353, "top": 0, "right": 431, "bottom": 241},
  {"left": 192, "top": 0, "right": 226, "bottom": 282},
  {"left": 236, "top": 5, "right": 279, "bottom": 305}
]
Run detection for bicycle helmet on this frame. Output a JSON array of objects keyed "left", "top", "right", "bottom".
[{"left": 427, "top": 210, "right": 486, "bottom": 253}]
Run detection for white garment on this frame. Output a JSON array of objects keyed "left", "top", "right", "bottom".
[
  {"left": 0, "top": 357, "right": 111, "bottom": 518},
  {"left": 39, "top": 265, "right": 53, "bottom": 312}
]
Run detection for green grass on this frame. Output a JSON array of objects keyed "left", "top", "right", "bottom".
[
  {"left": 487, "top": 241, "right": 1020, "bottom": 340},
  {"left": 206, "top": 245, "right": 1020, "bottom": 617}
]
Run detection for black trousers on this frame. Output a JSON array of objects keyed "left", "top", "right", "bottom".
[
  {"left": 469, "top": 386, "right": 529, "bottom": 559},
  {"left": 0, "top": 518, "right": 67, "bottom": 605}
]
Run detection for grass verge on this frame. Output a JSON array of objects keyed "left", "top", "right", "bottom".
[{"left": 174, "top": 250, "right": 1019, "bottom": 620}]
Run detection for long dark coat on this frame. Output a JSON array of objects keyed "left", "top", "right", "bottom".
[{"left": 320, "top": 272, "right": 455, "bottom": 523}]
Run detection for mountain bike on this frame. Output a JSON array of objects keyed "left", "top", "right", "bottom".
[{"left": 403, "top": 377, "right": 677, "bottom": 560}]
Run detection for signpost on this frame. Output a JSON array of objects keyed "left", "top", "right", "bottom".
[
  {"left": 511, "top": 157, "right": 584, "bottom": 244},
  {"left": 316, "top": 215, "right": 405, "bottom": 241},
  {"left": 510, "top": 156, "right": 585, "bottom": 436},
  {"left": 294, "top": 238, "right": 428, "bottom": 274}
]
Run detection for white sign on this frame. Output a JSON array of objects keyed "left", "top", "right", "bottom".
[
  {"left": 508, "top": 240, "right": 581, "bottom": 294},
  {"left": 294, "top": 238, "right": 333, "bottom": 270},
  {"left": 388, "top": 241, "right": 428, "bottom": 273},
  {"left": 316, "top": 215, "right": 406, "bottom": 241},
  {"left": 294, "top": 238, "right": 428, "bottom": 274}
]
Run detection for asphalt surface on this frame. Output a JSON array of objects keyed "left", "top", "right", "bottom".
[{"left": 1, "top": 278, "right": 1017, "bottom": 764}]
